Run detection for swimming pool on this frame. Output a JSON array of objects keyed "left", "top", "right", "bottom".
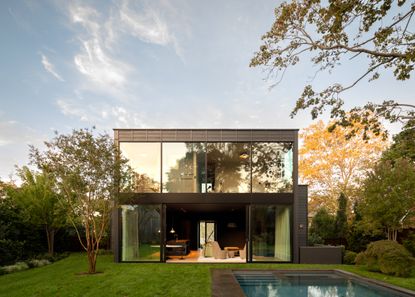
[{"left": 233, "top": 270, "right": 414, "bottom": 297}]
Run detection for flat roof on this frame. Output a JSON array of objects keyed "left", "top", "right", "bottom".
[{"left": 113, "top": 128, "right": 299, "bottom": 131}]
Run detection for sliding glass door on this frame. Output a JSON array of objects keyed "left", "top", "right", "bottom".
[
  {"left": 199, "top": 220, "right": 216, "bottom": 248},
  {"left": 251, "top": 205, "right": 292, "bottom": 262},
  {"left": 120, "top": 204, "right": 161, "bottom": 261}
]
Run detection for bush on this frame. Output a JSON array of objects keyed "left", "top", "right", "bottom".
[
  {"left": 34, "top": 252, "right": 70, "bottom": 263},
  {"left": 343, "top": 250, "right": 357, "bottom": 264},
  {"left": 26, "top": 259, "right": 51, "bottom": 268},
  {"left": 403, "top": 233, "right": 415, "bottom": 257},
  {"left": 0, "top": 239, "right": 25, "bottom": 266},
  {"left": 356, "top": 240, "right": 414, "bottom": 277},
  {"left": 0, "top": 262, "right": 29, "bottom": 275}
]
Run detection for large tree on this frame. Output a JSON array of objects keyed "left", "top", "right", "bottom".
[
  {"left": 251, "top": 0, "right": 415, "bottom": 137},
  {"left": 30, "top": 128, "right": 129, "bottom": 274},
  {"left": 11, "top": 167, "right": 67, "bottom": 255},
  {"left": 300, "top": 120, "right": 386, "bottom": 214},
  {"left": 360, "top": 158, "right": 415, "bottom": 241}
]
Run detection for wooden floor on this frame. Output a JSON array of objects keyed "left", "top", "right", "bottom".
[{"left": 166, "top": 250, "right": 246, "bottom": 263}]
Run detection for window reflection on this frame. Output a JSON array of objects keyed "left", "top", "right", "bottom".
[
  {"left": 252, "top": 143, "right": 293, "bottom": 193},
  {"left": 252, "top": 205, "right": 291, "bottom": 262},
  {"left": 120, "top": 142, "right": 161, "bottom": 193},
  {"left": 163, "top": 143, "right": 206, "bottom": 193},
  {"left": 121, "top": 205, "right": 161, "bottom": 261},
  {"left": 206, "top": 143, "right": 250, "bottom": 193}
]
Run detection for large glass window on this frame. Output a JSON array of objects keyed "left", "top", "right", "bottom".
[
  {"left": 162, "top": 143, "right": 206, "bottom": 193},
  {"left": 120, "top": 143, "right": 161, "bottom": 193},
  {"left": 251, "top": 205, "right": 291, "bottom": 262},
  {"left": 206, "top": 143, "right": 250, "bottom": 193},
  {"left": 121, "top": 205, "right": 161, "bottom": 261},
  {"left": 252, "top": 142, "right": 293, "bottom": 193}
]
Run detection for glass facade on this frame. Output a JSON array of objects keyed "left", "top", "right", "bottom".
[
  {"left": 120, "top": 143, "right": 161, "bottom": 192},
  {"left": 206, "top": 143, "right": 250, "bottom": 193},
  {"left": 121, "top": 205, "right": 161, "bottom": 261},
  {"left": 120, "top": 141, "right": 293, "bottom": 194},
  {"left": 252, "top": 142, "right": 293, "bottom": 193},
  {"left": 162, "top": 143, "right": 206, "bottom": 193},
  {"left": 251, "top": 205, "right": 292, "bottom": 262}
]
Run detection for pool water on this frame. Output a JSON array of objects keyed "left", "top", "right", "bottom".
[{"left": 234, "top": 271, "right": 411, "bottom": 297}]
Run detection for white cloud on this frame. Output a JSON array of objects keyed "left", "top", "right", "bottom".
[
  {"left": 74, "top": 39, "right": 127, "bottom": 87},
  {"left": 41, "top": 54, "right": 64, "bottom": 81},
  {"left": 119, "top": 3, "right": 174, "bottom": 46}
]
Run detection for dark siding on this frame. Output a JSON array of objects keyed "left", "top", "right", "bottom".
[
  {"left": 297, "top": 185, "right": 308, "bottom": 249},
  {"left": 114, "top": 129, "right": 298, "bottom": 142}
]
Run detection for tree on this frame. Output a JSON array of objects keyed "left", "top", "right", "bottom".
[
  {"left": 382, "top": 127, "right": 415, "bottom": 162},
  {"left": 309, "top": 207, "right": 336, "bottom": 243},
  {"left": 335, "top": 192, "right": 348, "bottom": 241},
  {"left": 251, "top": 0, "right": 415, "bottom": 137},
  {"left": 300, "top": 120, "right": 386, "bottom": 214},
  {"left": 360, "top": 158, "right": 415, "bottom": 241},
  {"left": 30, "top": 128, "right": 129, "bottom": 274},
  {"left": 11, "top": 167, "right": 67, "bottom": 255}
]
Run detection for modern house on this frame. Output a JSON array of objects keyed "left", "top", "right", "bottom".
[{"left": 111, "top": 129, "right": 307, "bottom": 263}]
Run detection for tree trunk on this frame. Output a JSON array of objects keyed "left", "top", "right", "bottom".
[
  {"left": 87, "top": 250, "right": 97, "bottom": 274},
  {"left": 45, "top": 226, "right": 55, "bottom": 255}
]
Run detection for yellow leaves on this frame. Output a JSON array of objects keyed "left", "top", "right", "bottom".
[{"left": 300, "top": 120, "right": 388, "bottom": 215}]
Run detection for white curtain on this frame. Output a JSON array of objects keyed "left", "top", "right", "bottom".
[{"left": 274, "top": 207, "right": 291, "bottom": 261}]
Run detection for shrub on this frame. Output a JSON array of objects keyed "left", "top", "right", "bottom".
[
  {"left": 343, "top": 250, "right": 357, "bottom": 264},
  {"left": 26, "top": 259, "right": 51, "bottom": 268},
  {"left": 0, "top": 262, "right": 29, "bottom": 275},
  {"left": 403, "top": 233, "right": 415, "bottom": 257},
  {"left": 0, "top": 239, "right": 25, "bottom": 266},
  {"left": 356, "top": 240, "right": 414, "bottom": 277}
]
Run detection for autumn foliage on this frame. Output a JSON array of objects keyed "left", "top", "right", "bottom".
[{"left": 300, "top": 120, "right": 387, "bottom": 215}]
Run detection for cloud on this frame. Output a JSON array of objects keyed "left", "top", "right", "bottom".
[
  {"left": 55, "top": 98, "right": 146, "bottom": 129},
  {"left": 40, "top": 54, "right": 64, "bottom": 81},
  {"left": 74, "top": 39, "right": 128, "bottom": 87},
  {"left": 119, "top": 2, "right": 174, "bottom": 46}
]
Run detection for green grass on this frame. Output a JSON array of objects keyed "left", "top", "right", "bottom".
[{"left": 0, "top": 253, "right": 414, "bottom": 297}]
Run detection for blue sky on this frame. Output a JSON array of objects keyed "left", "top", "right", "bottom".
[{"left": 0, "top": 0, "right": 414, "bottom": 181}]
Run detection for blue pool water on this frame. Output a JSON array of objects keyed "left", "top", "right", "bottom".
[{"left": 234, "top": 271, "right": 411, "bottom": 297}]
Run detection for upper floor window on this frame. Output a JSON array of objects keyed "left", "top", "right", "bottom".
[
  {"left": 206, "top": 143, "right": 250, "bottom": 193},
  {"left": 252, "top": 142, "right": 293, "bottom": 193},
  {"left": 162, "top": 143, "right": 205, "bottom": 193},
  {"left": 120, "top": 142, "right": 161, "bottom": 193},
  {"left": 120, "top": 141, "right": 293, "bottom": 193}
]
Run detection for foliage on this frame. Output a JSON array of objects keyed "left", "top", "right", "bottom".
[
  {"left": 0, "top": 185, "right": 45, "bottom": 264},
  {"left": 382, "top": 127, "right": 415, "bottom": 162},
  {"left": 356, "top": 240, "right": 414, "bottom": 277},
  {"left": 403, "top": 233, "right": 415, "bottom": 257},
  {"left": 0, "top": 262, "right": 29, "bottom": 275},
  {"left": 251, "top": 0, "right": 415, "bottom": 137},
  {"left": 29, "top": 128, "right": 130, "bottom": 274},
  {"left": 360, "top": 158, "right": 415, "bottom": 240},
  {"left": 0, "top": 239, "right": 25, "bottom": 266},
  {"left": 10, "top": 167, "right": 67, "bottom": 255},
  {"left": 335, "top": 193, "right": 348, "bottom": 240},
  {"left": 347, "top": 202, "right": 385, "bottom": 252},
  {"left": 309, "top": 207, "right": 336, "bottom": 243},
  {"left": 343, "top": 250, "right": 357, "bottom": 265},
  {"left": 300, "top": 120, "right": 386, "bottom": 214}
]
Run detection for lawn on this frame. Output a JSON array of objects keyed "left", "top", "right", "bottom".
[{"left": 0, "top": 253, "right": 414, "bottom": 297}]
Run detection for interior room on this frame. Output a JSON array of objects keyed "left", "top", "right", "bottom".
[{"left": 165, "top": 204, "right": 246, "bottom": 263}]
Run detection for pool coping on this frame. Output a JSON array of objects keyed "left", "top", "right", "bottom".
[{"left": 210, "top": 268, "right": 415, "bottom": 297}]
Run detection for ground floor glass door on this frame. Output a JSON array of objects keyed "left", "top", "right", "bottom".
[{"left": 199, "top": 220, "right": 216, "bottom": 248}]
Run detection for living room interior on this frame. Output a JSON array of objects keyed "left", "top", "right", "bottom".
[{"left": 165, "top": 204, "right": 246, "bottom": 263}]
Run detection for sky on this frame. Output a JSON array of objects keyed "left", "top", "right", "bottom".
[{"left": 0, "top": 0, "right": 414, "bottom": 181}]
